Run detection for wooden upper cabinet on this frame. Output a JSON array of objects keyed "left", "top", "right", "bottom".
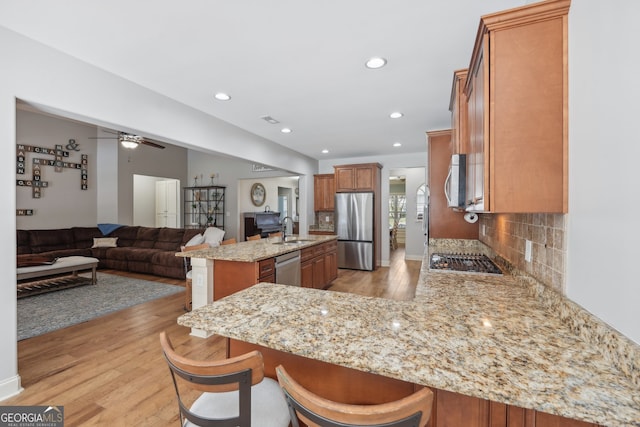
[
  {"left": 464, "top": 0, "right": 569, "bottom": 213},
  {"left": 313, "top": 174, "right": 335, "bottom": 211},
  {"left": 334, "top": 163, "right": 382, "bottom": 192},
  {"left": 449, "top": 69, "right": 469, "bottom": 155}
]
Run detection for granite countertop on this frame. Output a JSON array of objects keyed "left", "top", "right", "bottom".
[
  {"left": 178, "top": 241, "right": 640, "bottom": 427},
  {"left": 176, "top": 234, "right": 337, "bottom": 263}
]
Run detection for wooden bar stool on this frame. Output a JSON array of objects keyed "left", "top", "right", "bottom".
[
  {"left": 160, "top": 332, "right": 290, "bottom": 427},
  {"left": 221, "top": 238, "right": 237, "bottom": 245},
  {"left": 247, "top": 234, "right": 262, "bottom": 241},
  {"left": 276, "top": 365, "right": 433, "bottom": 427}
]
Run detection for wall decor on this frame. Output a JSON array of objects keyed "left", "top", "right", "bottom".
[
  {"left": 16, "top": 141, "right": 88, "bottom": 199},
  {"left": 250, "top": 183, "right": 266, "bottom": 206}
]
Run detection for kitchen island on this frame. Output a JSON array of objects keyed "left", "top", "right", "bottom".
[
  {"left": 177, "top": 240, "right": 639, "bottom": 427},
  {"left": 177, "top": 234, "right": 337, "bottom": 335}
]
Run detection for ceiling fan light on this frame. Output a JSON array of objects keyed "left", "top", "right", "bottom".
[{"left": 120, "top": 140, "right": 139, "bottom": 149}]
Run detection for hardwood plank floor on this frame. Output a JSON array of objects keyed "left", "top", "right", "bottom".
[{"left": 5, "top": 248, "right": 419, "bottom": 426}]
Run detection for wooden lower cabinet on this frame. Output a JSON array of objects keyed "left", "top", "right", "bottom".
[
  {"left": 300, "top": 240, "right": 337, "bottom": 289},
  {"left": 213, "top": 242, "right": 337, "bottom": 299},
  {"left": 213, "top": 258, "right": 276, "bottom": 300},
  {"left": 430, "top": 389, "right": 600, "bottom": 427},
  {"left": 229, "top": 339, "right": 602, "bottom": 427}
]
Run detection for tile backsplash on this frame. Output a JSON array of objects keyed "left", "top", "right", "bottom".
[
  {"left": 315, "top": 211, "right": 335, "bottom": 230},
  {"left": 479, "top": 213, "right": 567, "bottom": 293}
]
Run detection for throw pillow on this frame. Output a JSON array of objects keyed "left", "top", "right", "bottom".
[
  {"left": 185, "top": 233, "right": 205, "bottom": 247},
  {"left": 203, "top": 227, "right": 225, "bottom": 246},
  {"left": 92, "top": 237, "right": 118, "bottom": 248}
]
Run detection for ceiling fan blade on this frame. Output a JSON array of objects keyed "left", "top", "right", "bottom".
[{"left": 140, "top": 139, "right": 166, "bottom": 149}]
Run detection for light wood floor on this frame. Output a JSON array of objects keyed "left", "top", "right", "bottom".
[{"left": 6, "top": 247, "right": 420, "bottom": 426}]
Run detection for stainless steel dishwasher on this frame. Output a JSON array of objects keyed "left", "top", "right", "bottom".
[{"left": 274, "top": 250, "right": 301, "bottom": 286}]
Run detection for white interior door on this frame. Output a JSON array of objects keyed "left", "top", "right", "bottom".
[{"left": 156, "top": 180, "right": 179, "bottom": 227}]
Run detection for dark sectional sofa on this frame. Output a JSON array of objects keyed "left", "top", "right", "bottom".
[{"left": 17, "top": 226, "right": 204, "bottom": 279}]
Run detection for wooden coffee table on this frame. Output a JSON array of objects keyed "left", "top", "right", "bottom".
[{"left": 17, "top": 256, "right": 99, "bottom": 298}]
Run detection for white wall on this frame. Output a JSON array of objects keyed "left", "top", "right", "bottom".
[
  {"left": 320, "top": 152, "right": 428, "bottom": 265},
  {"left": 567, "top": 2, "right": 640, "bottom": 344},
  {"left": 187, "top": 151, "right": 303, "bottom": 241},
  {"left": 0, "top": 26, "right": 318, "bottom": 400},
  {"left": 16, "top": 109, "right": 98, "bottom": 229},
  {"left": 238, "top": 176, "right": 299, "bottom": 238}
]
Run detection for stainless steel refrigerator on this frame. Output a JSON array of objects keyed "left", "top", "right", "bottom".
[{"left": 335, "top": 192, "right": 374, "bottom": 271}]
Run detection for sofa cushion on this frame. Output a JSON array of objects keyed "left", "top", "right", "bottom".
[
  {"left": 92, "top": 237, "right": 118, "bottom": 248},
  {"left": 29, "top": 229, "right": 75, "bottom": 253},
  {"left": 17, "top": 230, "right": 31, "bottom": 255},
  {"left": 182, "top": 228, "right": 205, "bottom": 245},
  {"left": 102, "top": 247, "right": 155, "bottom": 262},
  {"left": 72, "top": 227, "right": 103, "bottom": 248},
  {"left": 109, "top": 226, "right": 139, "bottom": 247},
  {"left": 154, "top": 228, "right": 185, "bottom": 251},
  {"left": 133, "top": 227, "right": 159, "bottom": 248},
  {"left": 203, "top": 227, "right": 225, "bottom": 247}
]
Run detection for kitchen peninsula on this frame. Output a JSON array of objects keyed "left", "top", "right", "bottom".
[
  {"left": 178, "top": 240, "right": 640, "bottom": 427},
  {"left": 177, "top": 234, "right": 338, "bottom": 336}
]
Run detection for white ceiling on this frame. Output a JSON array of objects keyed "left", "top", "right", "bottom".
[{"left": 0, "top": 0, "right": 525, "bottom": 161}]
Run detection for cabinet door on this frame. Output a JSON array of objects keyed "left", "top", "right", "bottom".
[
  {"left": 467, "top": 46, "right": 486, "bottom": 210},
  {"left": 314, "top": 174, "right": 335, "bottom": 211},
  {"left": 450, "top": 69, "right": 469, "bottom": 155},
  {"left": 335, "top": 167, "right": 355, "bottom": 192},
  {"left": 301, "top": 261, "right": 313, "bottom": 288},
  {"left": 324, "top": 250, "right": 338, "bottom": 284},
  {"left": 354, "top": 166, "right": 374, "bottom": 190},
  {"left": 312, "top": 256, "right": 326, "bottom": 289},
  {"left": 434, "top": 388, "right": 490, "bottom": 427},
  {"left": 533, "top": 412, "right": 600, "bottom": 427}
]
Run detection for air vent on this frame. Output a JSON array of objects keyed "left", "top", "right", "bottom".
[{"left": 261, "top": 116, "right": 280, "bottom": 124}]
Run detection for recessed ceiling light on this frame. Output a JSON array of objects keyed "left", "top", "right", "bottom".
[
  {"left": 365, "top": 57, "right": 387, "bottom": 69},
  {"left": 214, "top": 92, "right": 231, "bottom": 101},
  {"left": 321, "top": 149, "right": 329, "bottom": 154},
  {"left": 389, "top": 112, "right": 404, "bottom": 119},
  {"left": 393, "top": 142, "right": 402, "bottom": 147},
  {"left": 281, "top": 128, "right": 292, "bottom": 134}
]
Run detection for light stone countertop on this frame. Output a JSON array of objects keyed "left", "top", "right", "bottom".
[
  {"left": 178, "top": 240, "right": 640, "bottom": 427},
  {"left": 176, "top": 234, "right": 337, "bottom": 263}
]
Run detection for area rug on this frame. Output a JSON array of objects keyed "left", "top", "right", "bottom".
[{"left": 17, "top": 272, "right": 183, "bottom": 341}]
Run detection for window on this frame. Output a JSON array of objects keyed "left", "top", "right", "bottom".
[
  {"left": 416, "top": 184, "right": 427, "bottom": 221},
  {"left": 389, "top": 194, "right": 406, "bottom": 229}
]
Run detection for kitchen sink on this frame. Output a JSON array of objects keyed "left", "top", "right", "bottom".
[{"left": 271, "top": 238, "right": 314, "bottom": 245}]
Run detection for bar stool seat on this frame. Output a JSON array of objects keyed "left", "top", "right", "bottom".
[
  {"left": 276, "top": 365, "right": 433, "bottom": 427},
  {"left": 160, "top": 332, "right": 290, "bottom": 427}
]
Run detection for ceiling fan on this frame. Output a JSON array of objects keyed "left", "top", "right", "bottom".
[{"left": 90, "top": 130, "right": 165, "bottom": 149}]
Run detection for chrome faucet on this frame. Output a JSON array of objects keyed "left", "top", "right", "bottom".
[{"left": 282, "top": 216, "right": 294, "bottom": 242}]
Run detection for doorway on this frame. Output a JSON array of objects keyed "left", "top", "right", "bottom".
[
  {"left": 133, "top": 174, "right": 180, "bottom": 227},
  {"left": 388, "top": 167, "right": 426, "bottom": 261}
]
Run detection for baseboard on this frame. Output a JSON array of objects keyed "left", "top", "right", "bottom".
[
  {"left": 405, "top": 255, "right": 423, "bottom": 261},
  {"left": 0, "top": 374, "right": 23, "bottom": 402}
]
